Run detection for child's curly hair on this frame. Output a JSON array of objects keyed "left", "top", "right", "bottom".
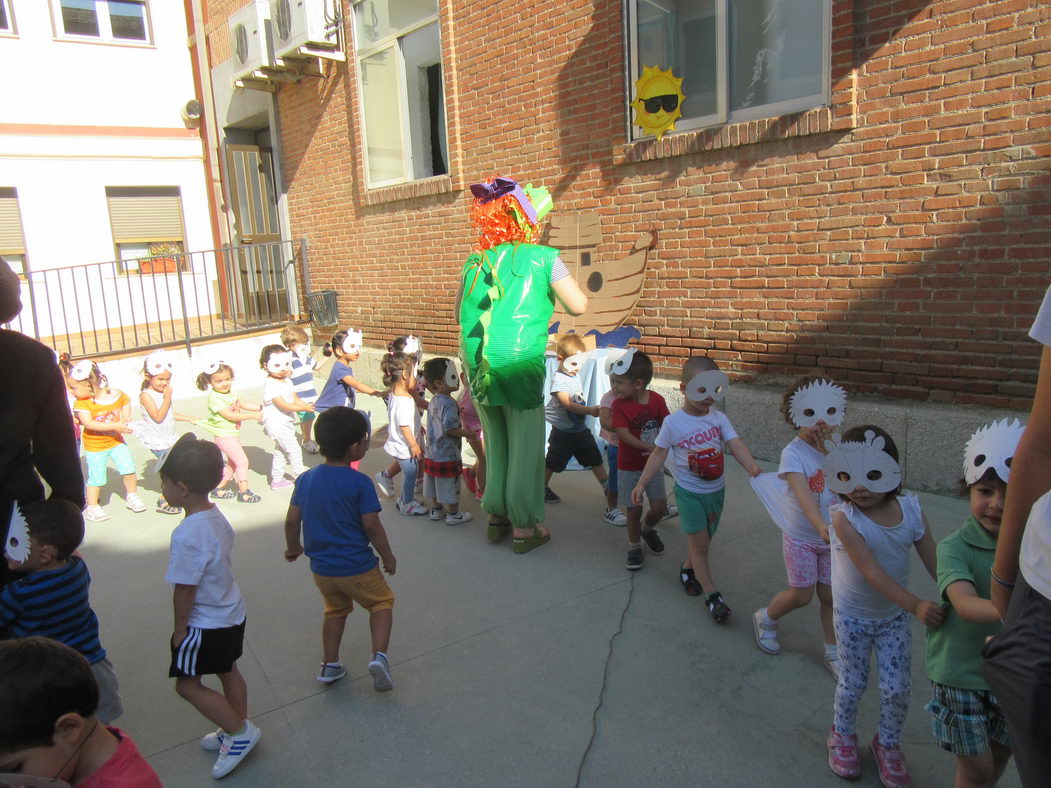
[
  {"left": 779, "top": 374, "right": 832, "bottom": 427},
  {"left": 380, "top": 351, "right": 413, "bottom": 388},
  {"left": 259, "top": 343, "right": 287, "bottom": 370},
  {"left": 58, "top": 353, "right": 106, "bottom": 397}
]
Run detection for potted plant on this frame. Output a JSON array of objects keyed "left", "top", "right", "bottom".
[{"left": 140, "top": 242, "right": 181, "bottom": 274}]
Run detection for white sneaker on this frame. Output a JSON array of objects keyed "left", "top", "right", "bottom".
[
  {"left": 752, "top": 609, "right": 781, "bottom": 655},
  {"left": 445, "top": 510, "right": 473, "bottom": 526},
  {"left": 211, "top": 720, "right": 262, "bottom": 779},
  {"left": 303, "top": 440, "right": 319, "bottom": 454},
  {"left": 368, "top": 652, "right": 394, "bottom": 691},
  {"left": 603, "top": 507, "right": 627, "bottom": 527},
  {"left": 428, "top": 505, "right": 445, "bottom": 521},
  {"left": 397, "top": 499, "right": 427, "bottom": 516},
  {"left": 84, "top": 505, "right": 110, "bottom": 522},
  {"left": 317, "top": 662, "right": 347, "bottom": 683},
  {"left": 824, "top": 652, "right": 841, "bottom": 680},
  {"left": 374, "top": 471, "right": 395, "bottom": 498},
  {"left": 200, "top": 729, "right": 224, "bottom": 752},
  {"left": 125, "top": 493, "right": 147, "bottom": 513},
  {"left": 661, "top": 504, "right": 679, "bottom": 521}
]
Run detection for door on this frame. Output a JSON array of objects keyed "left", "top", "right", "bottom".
[{"left": 226, "top": 145, "right": 289, "bottom": 324}]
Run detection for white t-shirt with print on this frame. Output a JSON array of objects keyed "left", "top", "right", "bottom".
[
  {"left": 778, "top": 437, "right": 836, "bottom": 543},
  {"left": 1021, "top": 285, "right": 1051, "bottom": 600},
  {"left": 165, "top": 506, "right": 246, "bottom": 629},
  {"left": 384, "top": 394, "right": 421, "bottom": 460},
  {"left": 655, "top": 408, "right": 738, "bottom": 495}
]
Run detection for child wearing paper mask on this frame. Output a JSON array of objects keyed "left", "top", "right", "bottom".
[
  {"left": 374, "top": 334, "right": 428, "bottom": 498},
  {"left": 317, "top": 329, "right": 386, "bottom": 471},
  {"left": 137, "top": 351, "right": 196, "bottom": 515},
  {"left": 923, "top": 419, "right": 1021, "bottom": 788},
  {"left": 281, "top": 325, "right": 320, "bottom": 454},
  {"left": 381, "top": 351, "right": 426, "bottom": 515},
  {"left": 824, "top": 425, "right": 944, "bottom": 785},
  {"left": 196, "top": 361, "right": 263, "bottom": 503},
  {"left": 421, "top": 358, "right": 478, "bottom": 525},
  {"left": 260, "top": 344, "right": 315, "bottom": 491},
  {"left": 631, "top": 356, "right": 760, "bottom": 622},
  {"left": 751, "top": 376, "right": 845, "bottom": 675},
  {"left": 60, "top": 357, "right": 145, "bottom": 522},
  {"left": 543, "top": 334, "right": 607, "bottom": 504}
]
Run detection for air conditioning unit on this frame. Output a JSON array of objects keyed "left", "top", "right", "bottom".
[
  {"left": 269, "top": 0, "right": 340, "bottom": 59},
  {"left": 228, "top": 0, "right": 273, "bottom": 81}
]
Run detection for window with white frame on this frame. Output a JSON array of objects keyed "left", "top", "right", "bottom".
[
  {"left": 0, "top": 188, "right": 28, "bottom": 278},
  {"left": 105, "top": 187, "right": 186, "bottom": 275},
  {"left": 55, "top": 0, "right": 150, "bottom": 43},
  {"left": 0, "top": 0, "right": 16, "bottom": 35},
  {"left": 626, "top": 0, "right": 830, "bottom": 140},
  {"left": 352, "top": 0, "right": 449, "bottom": 187}
]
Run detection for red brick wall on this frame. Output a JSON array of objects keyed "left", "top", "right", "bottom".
[{"left": 204, "top": 0, "right": 1051, "bottom": 409}]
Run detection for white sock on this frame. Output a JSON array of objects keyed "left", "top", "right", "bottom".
[
  {"left": 825, "top": 643, "right": 838, "bottom": 658},
  {"left": 760, "top": 608, "right": 776, "bottom": 627},
  {"left": 628, "top": 541, "right": 641, "bottom": 548}
]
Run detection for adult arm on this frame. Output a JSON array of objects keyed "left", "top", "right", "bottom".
[
  {"left": 551, "top": 275, "right": 588, "bottom": 316},
  {"left": 991, "top": 345, "right": 1051, "bottom": 615}
]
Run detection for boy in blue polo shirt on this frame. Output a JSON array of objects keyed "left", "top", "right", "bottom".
[{"left": 284, "top": 406, "right": 397, "bottom": 689}]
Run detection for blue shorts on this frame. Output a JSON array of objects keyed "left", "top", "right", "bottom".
[
  {"left": 84, "top": 443, "right": 136, "bottom": 487},
  {"left": 606, "top": 444, "right": 619, "bottom": 493}
]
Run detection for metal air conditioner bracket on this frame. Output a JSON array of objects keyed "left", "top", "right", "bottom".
[
  {"left": 233, "top": 75, "right": 278, "bottom": 93},
  {"left": 281, "top": 44, "right": 345, "bottom": 63}
]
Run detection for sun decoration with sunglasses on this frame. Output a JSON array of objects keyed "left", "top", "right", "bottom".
[{"left": 631, "top": 64, "right": 686, "bottom": 140}]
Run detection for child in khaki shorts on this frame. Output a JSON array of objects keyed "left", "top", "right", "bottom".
[{"left": 284, "top": 406, "right": 397, "bottom": 689}]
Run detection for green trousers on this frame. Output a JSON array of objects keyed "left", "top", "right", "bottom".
[{"left": 476, "top": 402, "right": 545, "bottom": 529}]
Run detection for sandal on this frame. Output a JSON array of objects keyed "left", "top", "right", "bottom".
[
  {"left": 237, "top": 490, "right": 261, "bottom": 503},
  {"left": 512, "top": 527, "right": 550, "bottom": 554},
  {"left": 210, "top": 488, "right": 236, "bottom": 500},
  {"left": 486, "top": 519, "right": 512, "bottom": 542}
]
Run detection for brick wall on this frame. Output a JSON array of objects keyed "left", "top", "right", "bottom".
[{"left": 204, "top": 0, "right": 1051, "bottom": 409}]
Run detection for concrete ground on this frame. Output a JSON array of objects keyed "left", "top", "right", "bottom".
[{"left": 81, "top": 387, "right": 1022, "bottom": 787}]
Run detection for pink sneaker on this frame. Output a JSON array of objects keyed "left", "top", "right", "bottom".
[
  {"left": 826, "top": 728, "right": 861, "bottom": 780},
  {"left": 870, "top": 735, "right": 911, "bottom": 787},
  {"left": 270, "top": 478, "right": 294, "bottom": 490},
  {"left": 461, "top": 466, "right": 478, "bottom": 495}
]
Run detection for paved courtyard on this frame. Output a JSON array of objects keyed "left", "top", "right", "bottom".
[{"left": 80, "top": 388, "right": 1022, "bottom": 787}]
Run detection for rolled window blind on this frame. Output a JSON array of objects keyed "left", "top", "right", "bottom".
[
  {"left": 0, "top": 188, "right": 26, "bottom": 255},
  {"left": 106, "top": 186, "right": 184, "bottom": 243}
]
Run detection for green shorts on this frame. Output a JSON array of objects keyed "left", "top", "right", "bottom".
[{"left": 675, "top": 484, "right": 725, "bottom": 536}]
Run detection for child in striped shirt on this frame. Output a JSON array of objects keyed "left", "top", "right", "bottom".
[{"left": 282, "top": 324, "right": 320, "bottom": 454}]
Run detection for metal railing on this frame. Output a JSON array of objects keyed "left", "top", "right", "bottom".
[{"left": 5, "top": 240, "right": 307, "bottom": 358}]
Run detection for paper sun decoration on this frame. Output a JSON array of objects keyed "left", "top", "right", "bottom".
[
  {"left": 789, "top": 380, "right": 847, "bottom": 428},
  {"left": 684, "top": 370, "right": 730, "bottom": 403},
  {"left": 632, "top": 65, "right": 685, "bottom": 140},
  {"left": 823, "top": 431, "right": 902, "bottom": 495},
  {"left": 145, "top": 351, "right": 175, "bottom": 376},
  {"left": 964, "top": 418, "right": 1025, "bottom": 485},
  {"left": 341, "top": 329, "right": 363, "bottom": 356},
  {"left": 5, "top": 502, "right": 30, "bottom": 565},
  {"left": 605, "top": 348, "right": 637, "bottom": 376},
  {"left": 266, "top": 351, "right": 293, "bottom": 375}
]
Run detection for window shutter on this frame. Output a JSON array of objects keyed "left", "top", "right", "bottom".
[
  {"left": 0, "top": 188, "right": 26, "bottom": 255},
  {"left": 106, "top": 187, "right": 184, "bottom": 243}
]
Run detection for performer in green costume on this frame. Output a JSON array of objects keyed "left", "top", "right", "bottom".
[{"left": 457, "top": 177, "right": 588, "bottom": 553}]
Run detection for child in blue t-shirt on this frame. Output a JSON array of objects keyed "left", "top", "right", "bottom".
[{"left": 284, "top": 406, "right": 397, "bottom": 689}]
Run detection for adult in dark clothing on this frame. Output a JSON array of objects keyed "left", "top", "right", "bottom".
[{"left": 0, "top": 259, "right": 84, "bottom": 588}]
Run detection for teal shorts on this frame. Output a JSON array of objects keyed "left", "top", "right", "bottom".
[
  {"left": 298, "top": 411, "right": 316, "bottom": 424},
  {"left": 675, "top": 484, "right": 725, "bottom": 537},
  {"left": 84, "top": 443, "right": 136, "bottom": 487}
]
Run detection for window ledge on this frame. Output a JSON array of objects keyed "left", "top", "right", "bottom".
[
  {"left": 614, "top": 106, "right": 851, "bottom": 165},
  {"left": 363, "top": 174, "right": 453, "bottom": 206}
]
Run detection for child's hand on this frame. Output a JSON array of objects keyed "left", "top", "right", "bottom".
[
  {"left": 588, "top": 405, "right": 601, "bottom": 417},
  {"left": 253, "top": 411, "right": 263, "bottom": 421},
  {"left": 305, "top": 404, "right": 316, "bottom": 413},
  {"left": 814, "top": 422, "right": 834, "bottom": 449},
  {"left": 409, "top": 444, "right": 423, "bottom": 461},
  {"left": 464, "top": 429, "right": 479, "bottom": 443},
  {"left": 631, "top": 484, "right": 645, "bottom": 506},
  {"left": 382, "top": 554, "right": 397, "bottom": 575},
  {"left": 115, "top": 423, "right": 134, "bottom": 434},
  {"left": 171, "top": 628, "right": 188, "bottom": 648},
  {"left": 817, "top": 524, "right": 831, "bottom": 544},
  {"left": 284, "top": 546, "right": 303, "bottom": 562},
  {"left": 915, "top": 600, "right": 946, "bottom": 628},
  {"left": 745, "top": 461, "right": 761, "bottom": 478}
]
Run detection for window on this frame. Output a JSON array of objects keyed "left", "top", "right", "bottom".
[
  {"left": 0, "top": 0, "right": 16, "bottom": 35},
  {"left": 626, "top": 0, "right": 830, "bottom": 140},
  {"left": 0, "top": 188, "right": 28, "bottom": 278},
  {"left": 56, "top": 0, "right": 149, "bottom": 43},
  {"left": 352, "top": 0, "right": 449, "bottom": 187},
  {"left": 105, "top": 187, "right": 186, "bottom": 274}
]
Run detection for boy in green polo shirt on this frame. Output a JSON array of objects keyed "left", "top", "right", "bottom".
[{"left": 925, "top": 419, "right": 1024, "bottom": 788}]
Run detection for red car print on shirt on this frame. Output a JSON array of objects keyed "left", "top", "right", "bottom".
[{"left": 688, "top": 447, "right": 724, "bottom": 481}]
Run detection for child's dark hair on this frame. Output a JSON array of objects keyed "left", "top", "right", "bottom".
[
  {"left": 196, "top": 364, "right": 234, "bottom": 392},
  {"left": 259, "top": 343, "right": 287, "bottom": 369},
  {"left": 315, "top": 406, "right": 369, "bottom": 460},
  {"left": 838, "top": 424, "right": 902, "bottom": 499},
  {"left": 780, "top": 374, "right": 830, "bottom": 427},
  {"left": 681, "top": 355, "right": 718, "bottom": 382},
  {"left": 618, "top": 350, "right": 653, "bottom": 385},
  {"left": 160, "top": 433, "right": 223, "bottom": 493},
  {"left": 22, "top": 499, "right": 85, "bottom": 561},
  {"left": 421, "top": 357, "right": 453, "bottom": 385},
  {"left": 956, "top": 466, "right": 1005, "bottom": 497},
  {"left": 58, "top": 354, "right": 107, "bottom": 395},
  {"left": 0, "top": 637, "right": 99, "bottom": 753},
  {"left": 388, "top": 336, "right": 408, "bottom": 353},
  {"left": 324, "top": 330, "right": 349, "bottom": 358},
  {"left": 381, "top": 351, "right": 413, "bottom": 387}
]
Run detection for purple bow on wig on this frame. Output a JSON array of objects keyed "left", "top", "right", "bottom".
[{"left": 469, "top": 176, "right": 538, "bottom": 225}]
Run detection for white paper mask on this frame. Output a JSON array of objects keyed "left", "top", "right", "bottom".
[
  {"left": 70, "top": 360, "right": 94, "bottom": 381},
  {"left": 563, "top": 351, "right": 590, "bottom": 375},
  {"left": 443, "top": 358, "right": 459, "bottom": 389},
  {"left": 823, "top": 431, "right": 902, "bottom": 494},
  {"left": 266, "top": 351, "right": 293, "bottom": 375},
  {"left": 789, "top": 380, "right": 847, "bottom": 428},
  {"left": 341, "top": 329, "right": 363, "bottom": 356},
  {"left": 5, "top": 502, "right": 30, "bottom": 565},
  {"left": 684, "top": 370, "right": 729, "bottom": 402},
  {"left": 964, "top": 418, "right": 1025, "bottom": 485},
  {"left": 145, "top": 351, "right": 175, "bottom": 376},
  {"left": 292, "top": 344, "right": 310, "bottom": 361},
  {"left": 202, "top": 358, "right": 226, "bottom": 376},
  {"left": 404, "top": 335, "right": 422, "bottom": 363},
  {"left": 605, "top": 348, "right": 636, "bottom": 376}
]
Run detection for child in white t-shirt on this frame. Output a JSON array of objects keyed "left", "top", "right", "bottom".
[
  {"left": 751, "top": 376, "right": 846, "bottom": 676},
  {"left": 260, "top": 344, "right": 315, "bottom": 490},
  {"left": 631, "top": 356, "right": 760, "bottom": 622},
  {"left": 136, "top": 351, "right": 195, "bottom": 515},
  {"left": 381, "top": 351, "right": 425, "bottom": 516}
]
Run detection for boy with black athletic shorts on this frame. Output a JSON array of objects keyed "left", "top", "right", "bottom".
[
  {"left": 161, "top": 433, "right": 261, "bottom": 780},
  {"left": 543, "top": 334, "right": 608, "bottom": 505}
]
